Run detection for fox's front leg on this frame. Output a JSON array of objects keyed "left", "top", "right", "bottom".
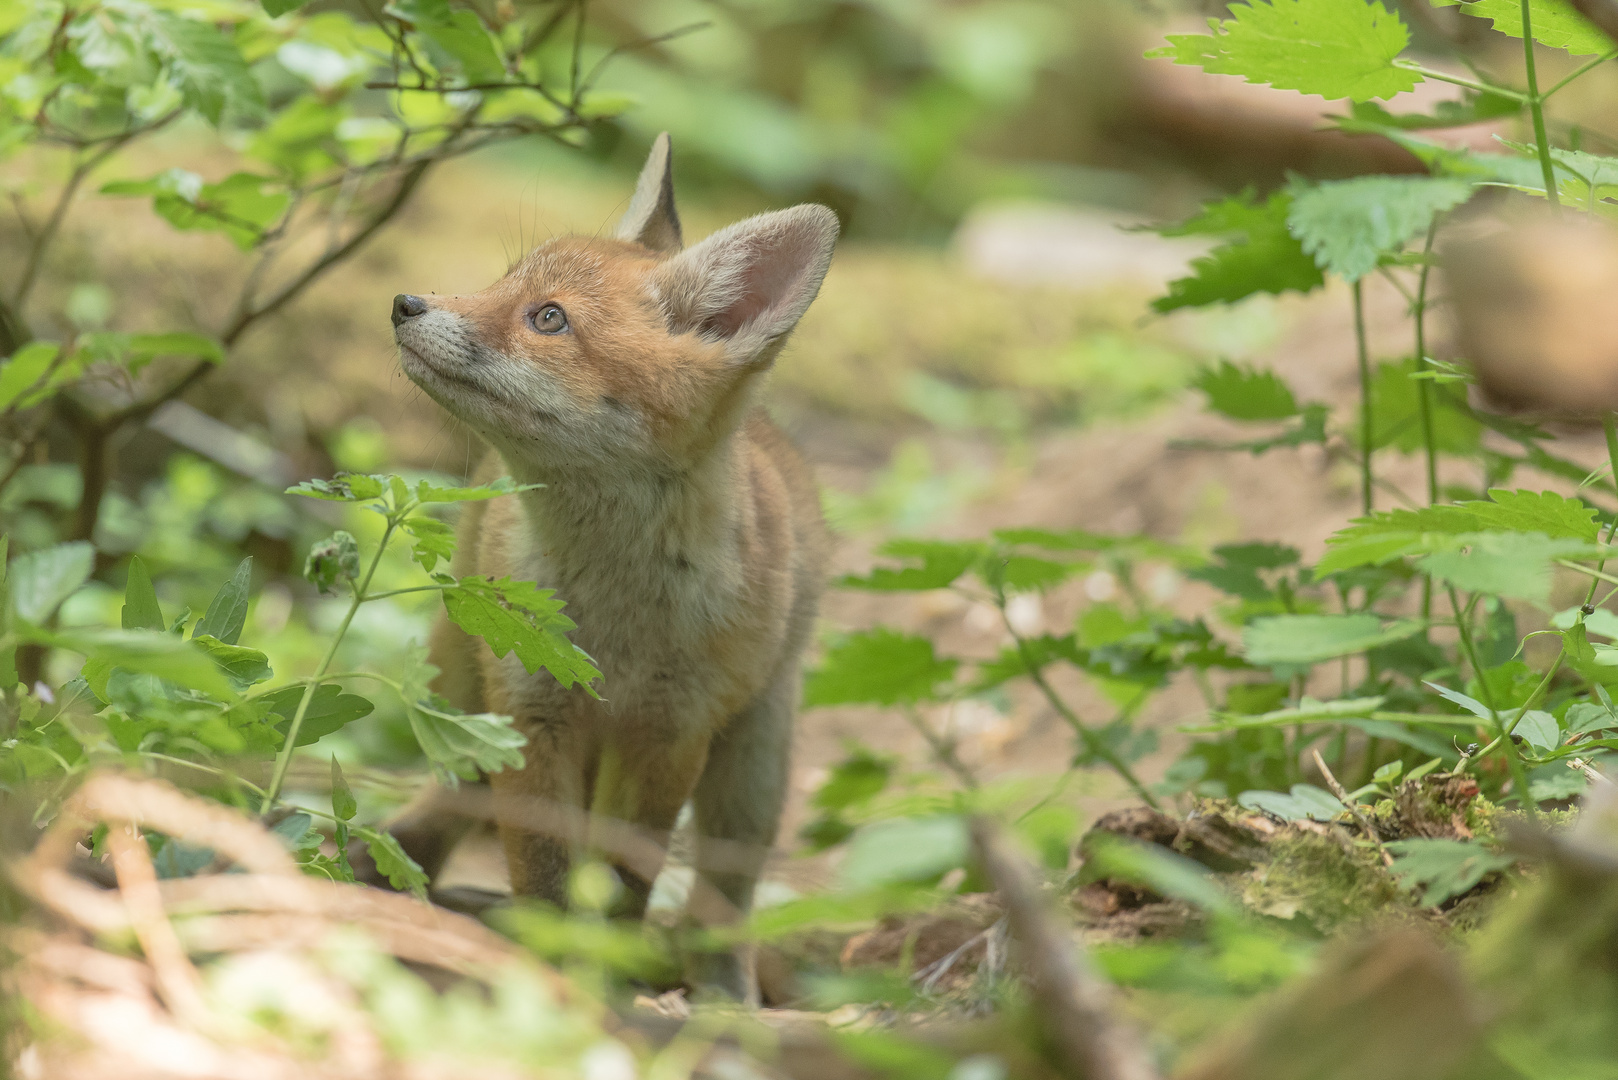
[{"left": 490, "top": 723, "right": 593, "bottom": 907}]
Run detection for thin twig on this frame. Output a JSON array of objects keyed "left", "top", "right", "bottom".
[
  {"left": 1311, "top": 749, "right": 1392, "bottom": 867},
  {"left": 903, "top": 704, "right": 979, "bottom": 788}
]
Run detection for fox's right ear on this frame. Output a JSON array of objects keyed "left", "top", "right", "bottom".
[{"left": 615, "top": 132, "right": 682, "bottom": 255}]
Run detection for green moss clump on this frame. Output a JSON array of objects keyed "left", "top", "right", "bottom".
[{"left": 1241, "top": 830, "right": 1404, "bottom": 932}]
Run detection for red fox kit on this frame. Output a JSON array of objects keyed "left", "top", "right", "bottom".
[{"left": 387, "top": 135, "right": 834, "bottom": 990}]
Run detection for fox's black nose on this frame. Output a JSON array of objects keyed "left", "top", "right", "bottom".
[{"left": 392, "top": 294, "right": 427, "bottom": 327}]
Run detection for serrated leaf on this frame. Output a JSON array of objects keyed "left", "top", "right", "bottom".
[
  {"left": 406, "top": 699, "right": 526, "bottom": 783},
  {"left": 1418, "top": 532, "right": 1593, "bottom": 603},
  {"left": 10, "top": 541, "right": 95, "bottom": 624},
  {"left": 838, "top": 539, "right": 986, "bottom": 591},
  {"left": 972, "top": 634, "right": 1086, "bottom": 692},
  {"left": 1243, "top": 614, "right": 1423, "bottom": 665},
  {"left": 811, "top": 747, "right": 894, "bottom": 812},
  {"left": 415, "top": 475, "right": 539, "bottom": 503},
  {"left": 1513, "top": 709, "right": 1559, "bottom": 752},
  {"left": 121, "top": 556, "right": 164, "bottom": 632},
  {"left": 1237, "top": 783, "right": 1346, "bottom": 821},
  {"left": 999, "top": 554, "right": 1083, "bottom": 592},
  {"left": 1152, "top": 191, "right": 1324, "bottom": 312},
  {"left": 1193, "top": 361, "right": 1299, "bottom": 420},
  {"left": 803, "top": 629, "right": 958, "bottom": 707},
  {"left": 1386, "top": 838, "right": 1513, "bottom": 906},
  {"left": 1287, "top": 175, "right": 1476, "bottom": 282},
  {"left": 330, "top": 757, "right": 357, "bottom": 821},
  {"left": 401, "top": 517, "right": 453, "bottom": 574},
  {"left": 1347, "top": 92, "right": 1522, "bottom": 130},
  {"left": 193, "top": 557, "right": 252, "bottom": 645},
  {"left": 193, "top": 636, "right": 272, "bottom": 690},
  {"left": 357, "top": 827, "right": 427, "bottom": 897},
  {"left": 1566, "top": 700, "right": 1618, "bottom": 735},
  {"left": 441, "top": 576, "right": 600, "bottom": 691},
  {"left": 264, "top": 683, "right": 375, "bottom": 746},
  {"left": 1365, "top": 358, "right": 1482, "bottom": 455},
  {"left": 1147, "top": 0, "right": 1419, "bottom": 101},
  {"left": 1431, "top": 0, "right": 1608, "bottom": 55},
  {"left": 144, "top": 10, "right": 264, "bottom": 123},
  {"left": 285, "top": 473, "right": 387, "bottom": 502}
]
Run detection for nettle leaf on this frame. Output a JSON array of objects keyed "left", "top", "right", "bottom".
[
  {"left": 804, "top": 629, "right": 958, "bottom": 707},
  {"left": 1418, "top": 532, "right": 1594, "bottom": 604},
  {"left": 1431, "top": 0, "right": 1608, "bottom": 55},
  {"left": 1147, "top": 0, "right": 1419, "bottom": 102},
  {"left": 1287, "top": 175, "right": 1476, "bottom": 282},
  {"left": 406, "top": 699, "right": 526, "bottom": 783},
  {"left": 193, "top": 557, "right": 252, "bottom": 645},
  {"left": 442, "top": 576, "right": 600, "bottom": 691},
  {"left": 838, "top": 539, "right": 986, "bottom": 591},
  {"left": 265, "top": 683, "right": 375, "bottom": 747},
  {"left": 121, "top": 556, "right": 164, "bottom": 632},
  {"left": 1193, "top": 361, "right": 1299, "bottom": 421},
  {"left": 998, "top": 554, "right": 1083, "bottom": 592},
  {"left": 357, "top": 826, "right": 427, "bottom": 897},
  {"left": 1386, "top": 838, "right": 1514, "bottom": 906},
  {"left": 1366, "top": 359, "right": 1482, "bottom": 455},
  {"left": 415, "top": 476, "right": 540, "bottom": 503},
  {"left": 811, "top": 747, "right": 894, "bottom": 812},
  {"left": 1151, "top": 191, "right": 1324, "bottom": 312},
  {"left": 1318, "top": 490, "right": 1603, "bottom": 574},
  {"left": 1238, "top": 783, "right": 1345, "bottom": 821},
  {"left": 839, "top": 816, "right": 969, "bottom": 888},
  {"left": 973, "top": 633, "right": 1086, "bottom": 691},
  {"left": 10, "top": 541, "right": 95, "bottom": 624},
  {"left": 286, "top": 472, "right": 388, "bottom": 502},
  {"left": 404, "top": 516, "right": 455, "bottom": 573},
  {"left": 1187, "top": 541, "right": 1301, "bottom": 600},
  {"left": 1243, "top": 614, "right": 1423, "bottom": 665}
]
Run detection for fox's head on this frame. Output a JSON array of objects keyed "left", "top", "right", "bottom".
[{"left": 392, "top": 134, "right": 838, "bottom": 475}]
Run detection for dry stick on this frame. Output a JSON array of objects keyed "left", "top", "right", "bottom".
[
  {"left": 104, "top": 822, "right": 211, "bottom": 1026},
  {"left": 970, "top": 818, "right": 1161, "bottom": 1080},
  {"left": 1311, "top": 749, "right": 1392, "bottom": 867}
]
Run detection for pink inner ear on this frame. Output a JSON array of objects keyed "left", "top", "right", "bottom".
[{"left": 703, "top": 230, "right": 813, "bottom": 339}]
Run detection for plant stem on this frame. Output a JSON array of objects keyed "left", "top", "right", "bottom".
[
  {"left": 1394, "top": 61, "right": 1530, "bottom": 101},
  {"left": 260, "top": 516, "right": 401, "bottom": 813},
  {"left": 1353, "top": 280, "right": 1374, "bottom": 516},
  {"left": 1449, "top": 586, "right": 1537, "bottom": 818},
  {"left": 903, "top": 705, "right": 978, "bottom": 789},
  {"left": 1520, "top": 0, "right": 1561, "bottom": 211},
  {"left": 1412, "top": 222, "right": 1442, "bottom": 619}
]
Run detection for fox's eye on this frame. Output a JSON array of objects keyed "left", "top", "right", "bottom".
[{"left": 529, "top": 304, "right": 568, "bottom": 334}]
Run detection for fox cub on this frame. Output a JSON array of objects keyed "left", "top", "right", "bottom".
[{"left": 388, "top": 134, "right": 834, "bottom": 990}]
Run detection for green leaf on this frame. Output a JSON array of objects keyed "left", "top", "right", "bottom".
[
  {"left": 1514, "top": 709, "right": 1559, "bottom": 752},
  {"left": 1082, "top": 835, "right": 1238, "bottom": 915},
  {"left": 1347, "top": 92, "right": 1522, "bottom": 130},
  {"left": 103, "top": 170, "right": 286, "bottom": 249},
  {"left": 407, "top": 702, "right": 526, "bottom": 783},
  {"left": 1187, "top": 542, "right": 1300, "bottom": 600},
  {"left": 441, "top": 576, "right": 600, "bottom": 691},
  {"left": 810, "top": 747, "right": 894, "bottom": 812},
  {"left": 357, "top": 826, "right": 428, "bottom": 897},
  {"left": 839, "top": 816, "right": 969, "bottom": 888},
  {"left": 415, "top": 476, "right": 540, "bottom": 503},
  {"left": 121, "top": 556, "right": 164, "bottom": 632},
  {"left": 285, "top": 473, "right": 388, "bottom": 502},
  {"left": 0, "top": 342, "right": 69, "bottom": 411},
  {"left": 270, "top": 812, "right": 323, "bottom": 856},
  {"left": 264, "top": 684, "right": 375, "bottom": 746},
  {"left": 837, "top": 539, "right": 986, "bottom": 591},
  {"left": 1418, "top": 532, "right": 1593, "bottom": 603},
  {"left": 330, "top": 757, "right": 357, "bottom": 821},
  {"left": 1385, "top": 838, "right": 1513, "bottom": 906},
  {"left": 1431, "top": 0, "right": 1609, "bottom": 55},
  {"left": 262, "top": 0, "right": 312, "bottom": 16},
  {"left": 192, "top": 636, "right": 272, "bottom": 690},
  {"left": 1146, "top": 0, "right": 1420, "bottom": 101},
  {"left": 143, "top": 10, "right": 264, "bottom": 123},
  {"left": 403, "top": 516, "right": 455, "bottom": 574},
  {"left": 304, "top": 531, "right": 360, "bottom": 595},
  {"left": 1424, "top": 680, "right": 1495, "bottom": 721},
  {"left": 998, "top": 554, "right": 1083, "bottom": 592},
  {"left": 1287, "top": 175, "right": 1475, "bottom": 282},
  {"left": 1566, "top": 700, "right": 1618, "bottom": 735},
  {"left": 803, "top": 629, "right": 958, "bottom": 707},
  {"left": 1193, "top": 361, "right": 1299, "bottom": 420},
  {"left": 10, "top": 541, "right": 95, "bottom": 624},
  {"left": 193, "top": 557, "right": 252, "bottom": 645},
  {"left": 78, "top": 332, "right": 223, "bottom": 376},
  {"left": 1238, "top": 784, "right": 1346, "bottom": 821},
  {"left": 57, "top": 628, "right": 236, "bottom": 701},
  {"left": 1151, "top": 192, "right": 1324, "bottom": 312},
  {"left": 1243, "top": 614, "right": 1423, "bottom": 665},
  {"left": 1365, "top": 359, "right": 1482, "bottom": 455}
]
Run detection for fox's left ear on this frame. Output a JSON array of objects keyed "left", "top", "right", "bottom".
[
  {"left": 653, "top": 204, "right": 840, "bottom": 367},
  {"left": 615, "top": 132, "right": 682, "bottom": 254}
]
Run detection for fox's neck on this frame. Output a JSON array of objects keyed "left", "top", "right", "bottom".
[{"left": 501, "top": 438, "right": 744, "bottom": 573}]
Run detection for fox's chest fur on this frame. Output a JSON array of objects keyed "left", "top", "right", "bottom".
[{"left": 470, "top": 417, "right": 812, "bottom": 751}]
